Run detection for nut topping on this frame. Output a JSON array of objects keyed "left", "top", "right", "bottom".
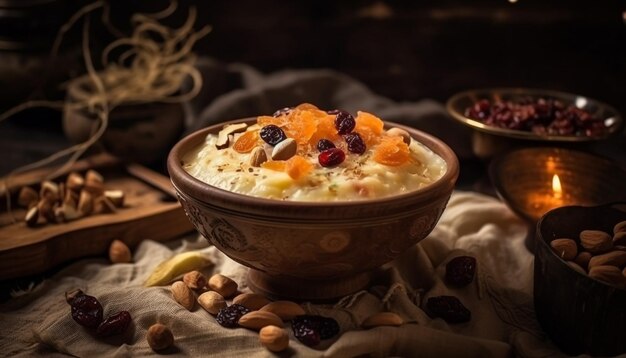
[
  {"left": 271, "top": 138, "right": 297, "bottom": 161},
  {"left": 216, "top": 123, "right": 248, "bottom": 149},
  {"left": 249, "top": 147, "right": 268, "bottom": 167},
  {"left": 386, "top": 127, "right": 411, "bottom": 145}
]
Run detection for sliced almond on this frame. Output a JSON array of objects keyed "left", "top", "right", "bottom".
[
  {"left": 66, "top": 172, "right": 85, "bottom": 192},
  {"left": 216, "top": 123, "right": 248, "bottom": 149},
  {"left": 238, "top": 311, "right": 283, "bottom": 331},
  {"left": 271, "top": 138, "right": 297, "bottom": 161},
  {"left": 104, "top": 190, "right": 125, "bottom": 207},
  {"left": 249, "top": 147, "right": 268, "bottom": 167},
  {"left": 17, "top": 186, "right": 39, "bottom": 208}
]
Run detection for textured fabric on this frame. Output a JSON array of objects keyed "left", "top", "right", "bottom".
[{"left": 0, "top": 191, "right": 577, "bottom": 357}]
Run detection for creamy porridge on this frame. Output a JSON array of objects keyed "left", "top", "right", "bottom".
[{"left": 183, "top": 104, "right": 447, "bottom": 201}]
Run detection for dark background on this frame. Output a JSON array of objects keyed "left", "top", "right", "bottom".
[{"left": 0, "top": 0, "right": 625, "bottom": 174}]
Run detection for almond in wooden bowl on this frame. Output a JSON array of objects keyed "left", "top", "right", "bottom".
[
  {"left": 535, "top": 202, "right": 626, "bottom": 356},
  {"left": 167, "top": 105, "right": 459, "bottom": 301}
]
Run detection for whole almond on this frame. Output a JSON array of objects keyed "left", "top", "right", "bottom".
[
  {"left": 233, "top": 293, "right": 271, "bottom": 311},
  {"left": 197, "top": 291, "right": 227, "bottom": 315},
  {"left": 614, "top": 220, "right": 626, "bottom": 235},
  {"left": 271, "top": 138, "right": 297, "bottom": 161},
  {"left": 77, "top": 190, "right": 94, "bottom": 216},
  {"left": 147, "top": 323, "right": 174, "bottom": 351},
  {"left": 183, "top": 271, "right": 207, "bottom": 290},
  {"left": 580, "top": 230, "right": 613, "bottom": 254},
  {"left": 588, "top": 265, "right": 625, "bottom": 288},
  {"left": 260, "top": 301, "right": 305, "bottom": 321},
  {"left": 588, "top": 251, "right": 626, "bottom": 269},
  {"left": 40, "top": 181, "right": 60, "bottom": 202},
  {"left": 109, "top": 240, "right": 132, "bottom": 263},
  {"left": 614, "top": 232, "right": 626, "bottom": 246},
  {"left": 66, "top": 172, "right": 85, "bottom": 192},
  {"left": 566, "top": 261, "right": 587, "bottom": 275},
  {"left": 208, "top": 274, "right": 238, "bottom": 298},
  {"left": 573, "top": 251, "right": 593, "bottom": 270},
  {"left": 37, "top": 199, "right": 55, "bottom": 223},
  {"left": 249, "top": 147, "right": 268, "bottom": 167},
  {"left": 84, "top": 170, "right": 104, "bottom": 195},
  {"left": 171, "top": 281, "right": 195, "bottom": 310},
  {"left": 386, "top": 127, "right": 411, "bottom": 145},
  {"left": 238, "top": 311, "right": 283, "bottom": 330},
  {"left": 259, "top": 325, "right": 289, "bottom": 352},
  {"left": 362, "top": 312, "right": 404, "bottom": 328},
  {"left": 18, "top": 186, "right": 39, "bottom": 208},
  {"left": 550, "top": 238, "right": 578, "bottom": 260}
]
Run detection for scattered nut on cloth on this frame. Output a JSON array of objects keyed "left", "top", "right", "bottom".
[{"left": 1, "top": 191, "right": 572, "bottom": 357}]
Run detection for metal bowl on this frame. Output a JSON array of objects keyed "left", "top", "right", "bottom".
[
  {"left": 490, "top": 147, "right": 626, "bottom": 223},
  {"left": 446, "top": 88, "right": 623, "bottom": 158}
]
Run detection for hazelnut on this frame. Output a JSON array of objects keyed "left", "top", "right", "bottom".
[
  {"left": 147, "top": 323, "right": 174, "bottom": 351},
  {"left": 109, "top": 240, "right": 132, "bottom": 263}
]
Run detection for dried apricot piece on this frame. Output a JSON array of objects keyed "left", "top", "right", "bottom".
[
  {"left": 233, "top": 131, "right": 260, "bottom": 153},
  {"left": 286, "top": 155, "right": 313, "bottom": 180},
  {"left": 287, "top": 110, "right": 318, "bottom": 146},
  {"left": 261, "top": 160, "right": 287, "bottom": 172},
  {"left": 309, "top": 114, "right": 342, "bottom": 147},
  {"left": 373, "top": 136, "right": 410, "bottom": 166},
  {"left": 355, "top": 111, "right": 384, "bottom": 146},
  {"left": 258, "top": 115, "right": 288, "bottom": 128}
]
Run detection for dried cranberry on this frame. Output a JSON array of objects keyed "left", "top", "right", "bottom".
[
  {"left": 316, "top": 139, "right": 336, "bottom": 152},
  {"left": 343, "top": 132, "right": 366, "bottom": 154},
  {"left": 445, "top": 256, "right": 477, "bottom": 287},
  {"left": 70, "top": 294, "right": 103, "bottom": 328},
  {"left": 318, "top": 148, "right": 345, "bottom": 167},
  {"left": 216, "top": 304, "right": 250, "bottom": 328},
  {"left": 292, "top": 315, "right": 339, "bottom": 346},
  {"left": 426, "top": 296, "right": 471, "bottom": 323},
  {"left": 272, "top": 107, "right": 293, "bottom": 117},
  {"left": 96, "top": 311, "right": 132, "bottom": 337},
  {"left": 260, "top": 125, "right": 287, "bottom": 145},
  {"left": 333, "top": 110, "right": 356, "bottom": 135}
]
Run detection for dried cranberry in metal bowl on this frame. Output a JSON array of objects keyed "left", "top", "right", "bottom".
[
  {"left": 445, "top": 256, "right": 477, "bottom": 287},
  {"left": 292, "top": 315, "right": 340, "bottom": 346},
  {"left": 216, "top": 304, "right": 251, "bottom": 328},
  {"left": 464, "top": 97, "right": 607, "bottom": 137},
  {"left": 260, "top": 125, "right": 287, "bottom": 146},
  {"left": 70, "top": 293, "right": 104, "bottom": 328},
  {"left": 96, "top": 311, "right": 132, "bottom": 337},
  {"left": 426, "top": 296, "right": 471, "bottom": 323}
]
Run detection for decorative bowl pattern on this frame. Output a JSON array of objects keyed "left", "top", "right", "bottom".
[
  {"left": 168, "top": 118, "right": 459, "bottom": 300},
  {"left": 535, "top": 203, "right": 626, "bottom": 356},
  {"left": 446, "top": 88, "right": 623, "bottom": 159}
]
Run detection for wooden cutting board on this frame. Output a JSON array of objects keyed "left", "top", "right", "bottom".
[{"left": 0, "top": 154, "right": 194, "bottom": 280}]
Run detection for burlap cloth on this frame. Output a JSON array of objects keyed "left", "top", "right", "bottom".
[{"left": 1, "top": 191, "right": 576, "bottom": 357}]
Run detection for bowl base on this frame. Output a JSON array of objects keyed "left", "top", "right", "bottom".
[{"left": 247, "top": 269, "right": 372, "bottom": 302}]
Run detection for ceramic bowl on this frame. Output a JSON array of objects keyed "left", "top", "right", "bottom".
[
  {"left": 490, "top": 147, "right": 626, "bottom": 223},
  {"left": 168, "top": 118, "right": 459, "bottom": 301},
  {"left": 535, "top": 202, "right": 626, "bottom": 356},
  {"left": 446, "top": 88, "right": 623, "bottom": 159}
]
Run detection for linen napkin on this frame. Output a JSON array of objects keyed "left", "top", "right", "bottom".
[{"left": 0, "top": 191, "right": 567, "bottom": 357}]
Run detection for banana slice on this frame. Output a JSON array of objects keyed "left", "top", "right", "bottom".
[{"left": 144, "top": 251, "right": 213, "bottom": 287}]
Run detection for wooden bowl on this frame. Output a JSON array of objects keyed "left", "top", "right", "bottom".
[
  {"left": 535, "top": 203, "right": 626, "bottom": 356},
  {"left": 446, "top": 88, "right": 623, "bottom": 159},
  {"left": 490, "top": 147, "right": 626, "bottom": 223},
  {"left": 168, "top": 119, "right": 459, "bottom": 301}
]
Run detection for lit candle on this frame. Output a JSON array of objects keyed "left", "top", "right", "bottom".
[
  {"left": 552, "top": 174, "right": 562, "bottom": 200},
  {"left": 526, "top": 174, "right": 565, "bottom": 220}
]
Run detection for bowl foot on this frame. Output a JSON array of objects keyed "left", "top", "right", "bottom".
[{"left": 247, "top": 269, "right": 372, "bottom": 302}]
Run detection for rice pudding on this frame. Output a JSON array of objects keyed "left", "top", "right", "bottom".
[{"left": 182, "top": 104, "right": 447, "bottom": 201}]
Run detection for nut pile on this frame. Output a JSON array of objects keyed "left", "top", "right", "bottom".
[
  {"left": 550, "top": 220, "right": 626, "bottom": 288},
  {"left": 166, "top": 269, "right": 410, "bottom": 352},
  {"left": 18, "top": 170, "right": 125, "bottom": 227}
]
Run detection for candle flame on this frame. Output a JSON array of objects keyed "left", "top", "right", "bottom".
[{"left": 552, "top": 174, "right": 562, "bottom": 199}]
